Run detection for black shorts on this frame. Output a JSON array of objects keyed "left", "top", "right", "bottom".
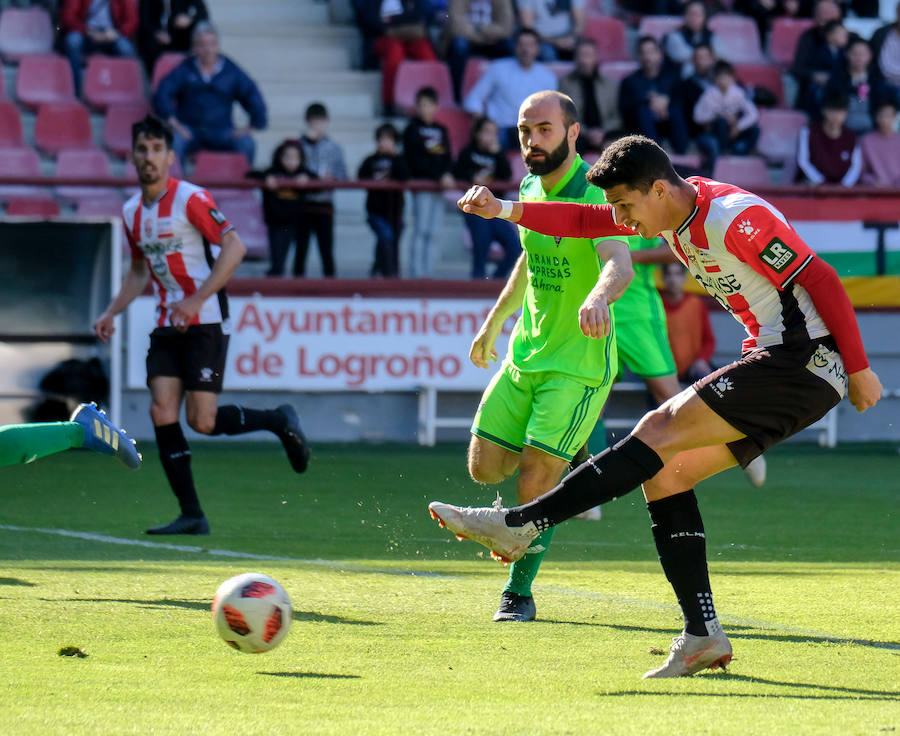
[
  {"left": 146, "top": 324, "right": 229, "bottom": 393},
  {"left": 693, "top": 337, "right": 846, "bottom": 468}
]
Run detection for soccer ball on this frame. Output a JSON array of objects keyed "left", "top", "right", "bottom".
[{"left": 211, "top": 572, "right": 292, "bottom": 653}]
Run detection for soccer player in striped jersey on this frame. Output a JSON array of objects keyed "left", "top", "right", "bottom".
[
  {"left": 431, "top": 134, "right": 882, "bottom": 678},
  {"left": 94, "top": 115, "right": 310, "bottom": 536}
]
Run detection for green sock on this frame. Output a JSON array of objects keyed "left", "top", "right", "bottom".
[
  {"left": 0, "top": 422, "right": 84, "bottom": 467},
  {"left": 503, "top": 527, "right": 556, "bottom": 597}
]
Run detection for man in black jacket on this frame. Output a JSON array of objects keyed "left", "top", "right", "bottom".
[{"left": 403, "top": 87, "right": 455, "bottom": 278}]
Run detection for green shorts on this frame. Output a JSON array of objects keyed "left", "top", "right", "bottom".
[
  {"left": 616, "top": 316, "right": 677, "bottom": 380},
  {"left": 472, "top": 362, "right": 613, "bottom": 461}
]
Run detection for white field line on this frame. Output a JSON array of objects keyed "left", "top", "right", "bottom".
[
  {"left": 0, "top": 524, "right": 451, "bottom": 578},
  {"left": 3, "top": 524, "right": 896, "bottom": 651}
]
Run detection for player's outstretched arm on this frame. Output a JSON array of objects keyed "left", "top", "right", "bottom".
[
  {"left": 94, "top": 258, "right": 150, "bottom": 343},
  {"left": 169, "top": 229, "right": 246, "bottom": 331},
  {"left": 470, "top": 252, "right": 527, "bottom": 369}
]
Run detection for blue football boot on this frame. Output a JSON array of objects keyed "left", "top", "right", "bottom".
[{"left": 70, "top": 403, "right": 142, "bottom": 470}]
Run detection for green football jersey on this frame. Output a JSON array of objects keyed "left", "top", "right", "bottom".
[
  {"left": 613, "top": 236, "right": 669, "bottom": 324},
  {"left": 507, "top": 155, "right": 620, "bottom": 387}
]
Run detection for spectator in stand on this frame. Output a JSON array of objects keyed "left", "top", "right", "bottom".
[
  {"left": 404, "top": 87, "right": 455, "bottom": 278},
  {"left": 246, "top": 140, "right": 316, "bottom": 277},
  {"left": 660, "top": 262, "right": 716, "bottom": 384},
  {"left": 60, "top": 0, "right": 138, "bottom": 96},
  {"left": 447, "top": 0, "right": 514, "bottom": 103},
  {"left": 358, "top": 123, "right": 409, "bottom": 278},
  {"left": 464, "top": 28, "right": 557, "bottom": 150},
  {"left": 791, "top": 0, "right": 850, "bottom": 110},
  {"left": 676, "top": 43, "right": 717, "bottom": 141},
  {"left": 824, "top": 38, "right": 892, "bottom": 133},
  {"left": 298, "top": 103, "right": 347, "bottom": 278},
  {"left": 736, "top": 0, "right": 805, "bottom": 43},
  {"left": 860, "top": 100, "right": 900, "bottom": 185},
  {"left": 138, "top": 0, "right": 209, "bottom": 74},
  {"left": 355, "top": 0, "right": 437, "bottom": 115},
  {"left": 558, "top": 37, "right": 623, "bottom": 153},
  {"left": 797, "top": 90, "right": 862, "bottom": 185},
  {"left": 663, "top": 1, "right": 722, "bottom": 76},
  {"left": 154, "top": 22, "right": 266, "bottom": 166},
  {"left": 517, "top": 0, "right": 585, "bottom": 61},
  {"left": 871, "top": 2, "right": 900, "bottom": 101},
  {"left": 798, "top": 19, "right": 851, "bottom": 117},
  {"left": 694, "top": 60, "right": 760, "bottom": 172},
  {"left": 619, "top": 36, "right": 689, "bottom": 154},
  {"left": 453, "top": 117, "right": 520, "bottom": 279}
]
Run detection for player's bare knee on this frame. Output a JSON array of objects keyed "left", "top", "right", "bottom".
[
  {"left": 149, "top": 402, "right": 178, "bottom": 426},
  {"left": 468, "top": 458, "right": 506, "bottom": 485},
  {"left": 187, "top": 413, "right": 216, "bottom": 435},
  {"left": 632, "top": 406, "right": 677, "bottom": 452}
]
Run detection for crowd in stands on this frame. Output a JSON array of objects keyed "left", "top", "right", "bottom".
[{"left": 0, "top": 0, "right": 898, "bottom": 280}]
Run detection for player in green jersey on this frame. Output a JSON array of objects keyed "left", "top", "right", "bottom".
[{"left": 463, "top": 90, "right": 634, "bottom": 622}]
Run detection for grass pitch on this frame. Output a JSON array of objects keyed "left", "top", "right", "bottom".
[{"left": 1, "top": 441, "right": 898, "bottom": 735}]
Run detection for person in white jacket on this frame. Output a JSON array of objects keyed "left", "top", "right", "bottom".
[{"left": 693, "top": 61, "right": 760, "bottom": 173}]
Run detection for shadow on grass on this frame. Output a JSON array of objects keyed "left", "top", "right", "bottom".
[
  {"left": 46, "top": 598, "right": 382, "bottom": 626},
  {"left": 603, "top": 674, "right": 900, "bottom": 701},
  {"left": 0, "top": 577, "right": 36, "bottom": 586},
  {"left": 537, "top": 620, "right": 900, "bottom": 652},
  {"left": 256, "top": 671, "right": 361, "bottom": 680}
]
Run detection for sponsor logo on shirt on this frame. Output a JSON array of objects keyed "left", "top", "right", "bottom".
[
  {"left": 209, "top": 208, "right": 227, "bottom": 225},
  {"left": 759, "top": 237, "right": 797, "bottom": 273},
  {"left": 736, "top": 219, "right": 760, "bottom": 241}
]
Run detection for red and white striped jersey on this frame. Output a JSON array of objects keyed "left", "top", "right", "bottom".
[
  {"left": 123, "top": 177, "right": 233, "bottom": 328},
  {"left": 664, "top": 177, "right": 827, "bottom": 352}
]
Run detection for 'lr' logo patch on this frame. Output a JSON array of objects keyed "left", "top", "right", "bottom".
[
  {"left": 209, "top": 208, "right": 227, "bottom": 225},
  {"left": 759, "top": 237, "right": 797, "bottom": 273}
]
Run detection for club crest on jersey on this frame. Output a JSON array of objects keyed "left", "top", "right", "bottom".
[
  {"left": 736, "top": 219, "right": 760, "bottom": 241},
  {"left": 759, "top": 237, "right": 797, "bottom": 273},
  {"left": 143, "top": 218, "right": 153, "bottom": 238},
  {"left": 554, "top": 235, "right": 562, "bottom": 246},
  {"left": 209, "top": 208, "right": 226, "bottom": 225}
]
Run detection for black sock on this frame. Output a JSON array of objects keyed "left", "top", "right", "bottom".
[
  {"left": 505, "top": 435, "right": 664, "bottom": 530},
  {"left": 154, "top": 423, "right": 203, "bottom": 518},
  {"left": 647, "top": 490, "right": 719, "bottom": 637},
  {"left": 211, "top": 405, "right": 281, "bottom": 436}
]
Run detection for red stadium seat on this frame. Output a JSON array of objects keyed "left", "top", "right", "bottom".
[
  {"left": 0, "top": 101, "right": 23, "bottom": 146},
  {"left": 0, "top": 8, "right": 54, "bottom": 62},
  {"left": 712, "top": 155, "right": 770, "bottom": 188},
  {"left": 151, "top": 52, "right": 186, "bottom": 92},
  {"left": 16, "top": 54, "right": 76, "bottom": 110},
  {"left": 221, "top": 196, "right": 268, "bottom": 258},
  {"left": 769, "top": 18, "right": 815, "bottom": 67},
  {"left": 735, "top": 64, "right": 786, "bottom": 108},
  {"left": 6, "top": 195, "right": 60, "bottom": 217},
  {"left": 83, "top": 56, "right": 146, "bottom": 111},
  {"left": 461, "top": 58, "right": 490, "bottom": 101},
  {"left": 103, "top": 102, "right": 151, "bottom": 158},
  {"left": 394, "top": 61, "right": 455, "bottom": 112},
  {"left": 55, "top": 147, "right": 120, "bottom": 205},
  {"left": 34, "top": 101, "right": 93, "bottom": 155},
  {"left": 77, "top": 197, "right": 127, "bottom": 218},
  {"left": 757, "top": 108, "right": 808, "bottom": 182},
  {"left": 506, "top": 150, "right": 528, "bottom": 182},
  {"left": 582, "top": 17, "right": 629, "bottom": 62},
  {"left": 637, "top": 15, "right": 682, "bottom": 41},
  {"left": 708, "top": 15, "right": 765, "bottom": 63},
  {"left": 434, "top": 107, "right": 473, "bottom": 158},
  {"left": 192, "top": 151, "right": 249, "bottom": 184},
  {"left": 0, "top": 145, "right": 46, "bottom": 202},
  {"left": 599, "top": 60, "right": 640, "bottom": 84}
]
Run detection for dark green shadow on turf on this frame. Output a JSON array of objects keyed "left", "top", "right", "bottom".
[
  {"left": 47, "top": 598, "right": 382, "bottom": 626},
  {"left": 257, "top": 672, "right": 361, "bottom": 680},
  {"left": 536, "top": 620, "right": 900, "bottom": 652},
  {"left": 603, "top": 674, "right": 900, "bottom": 701},
  {"left": 0, "top": 577, "right": 36, "bottom": 586}
]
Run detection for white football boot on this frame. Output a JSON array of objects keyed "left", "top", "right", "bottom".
[
  {"left": 428, "top": 497, "right": 540, "bottom": 563},
  {"left": 642, "top": 629, "right": 733, "bottom": 679}
]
